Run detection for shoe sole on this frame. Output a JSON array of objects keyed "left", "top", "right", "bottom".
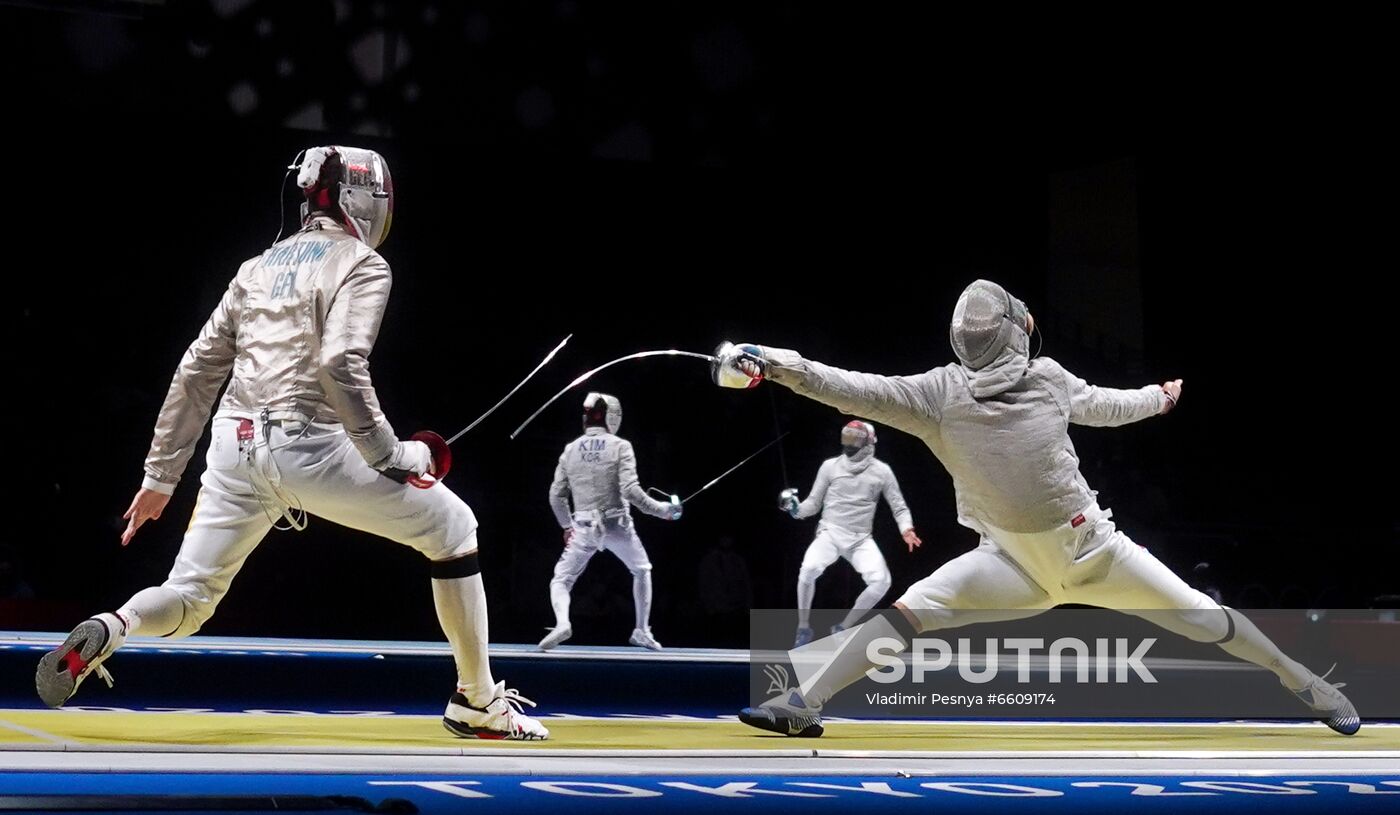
[
  {"left": 35, "top": 619, "right": 110, "bottom": 709},
  {"left": 738, "top": 709, "right": 824, "bottom": 738},
  {"left": 1323, "top": 709, "right": 1362, "bottom": 736},
  {"left": 441, "top": 717, "right": 548, "bottom": 741}
]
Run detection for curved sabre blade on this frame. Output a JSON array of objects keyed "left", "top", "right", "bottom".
[
  {"left": 446, "top": 334, "right": 573, "bottom": 445},
  {"left": 509, "top": 349, "right": 717, "bottom": 440}
]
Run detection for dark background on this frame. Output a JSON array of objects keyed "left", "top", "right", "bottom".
[{"left": 1, "top": 1, "right": 1392, "bottom": 647}]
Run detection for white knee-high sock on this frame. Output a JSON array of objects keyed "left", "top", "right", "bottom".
[
  {"left": 632, "top": 570, "right": 653, "bottom": 630},
  {"left": 549, "top": 578, "right": 573, "bottom": 629},
  {"left": 117, "top": 586, "right": 185, "bottom": 637},
  {"left": 1215, "top": 608, "right": 1313, "bottom": 690},
  {"left": 431, "top": 552, "right": 496, "bottom": 707},
  {"left": 798, "top": 610, "right": 917, "bottom": 708},
  {"left": 796, "top": 569, "right": 819, "bottom": 628}
]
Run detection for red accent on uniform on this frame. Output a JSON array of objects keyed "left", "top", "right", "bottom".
[
  {"left": 62, "top": 648, "right": 88, "bottom": 680},
  {"left": 1071, "top": 513, "right": 1086, "bottom": 528},
  {"left": 237, "top": 419, "right": 254, "bottom": 441}
]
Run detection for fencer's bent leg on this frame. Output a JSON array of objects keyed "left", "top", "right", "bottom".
[
  {"left": 839, "top": 537, "right": 893, "bottom": 629},
  {"left": 285, "top": 423, "right": 498, "bottom": 705},
  {"left": 37, "top": 420, "right": 273, "bottom": 707},
  {"left": 117, "top": 587, "right": 185, "bottom": 637},
  {"left": 428, "top": 543, "right": 496, "bottom": 706},
  {"left": 802, "top": 542, "right": 1054, "bottom": 708},
  {"left": 1065, "top": 519, "right": 1311, "bottom": 689},
  {"left": 158, "top": 431, "right": 278, "bottom": 638},
  {"left": 548, "top": 531, "right": 598, "bottom": 629},
  {"left": 604, "top": 523, "right": 655, "bottom": 631},
  {"left": 796, "top": 532, "right": 841, "bottom": 628}
]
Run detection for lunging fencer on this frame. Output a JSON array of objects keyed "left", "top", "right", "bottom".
[
  {"left": 36, "top": 146, "right": 548, "bottom": 740},
  {"left": 781, "top": 420, "right": 922, "bottom": 646},
  {"left": 540, "top": 393, "right": 682, "bottom": 651},
  {"left": 715, "top": 278, "right": 1360, "bottom": 737}
]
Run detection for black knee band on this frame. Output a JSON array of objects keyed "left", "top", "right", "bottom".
[
  {"left": 1210, "top": 606, "right": 1237, "bottom": 645},
  {"left": 885, "top": 607, "right": 919, "bottom": 645},
  {"left": 431, "top": 551, "right": 480, "bottom": 579}
]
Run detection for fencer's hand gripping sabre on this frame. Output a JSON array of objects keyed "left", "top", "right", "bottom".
[
  {"left": 511, "top": 342, "right": 796, "bottom": 438},
  {"left": 711, "top": 342, "right": 777, "bottom": 389},
  {"left": 380, "top": 334, "right": 573, "bottom": 488}
]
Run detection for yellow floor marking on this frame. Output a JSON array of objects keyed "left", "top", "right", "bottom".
[{"left": 0, "top": 709, "right": 1394, "bottom": 753}]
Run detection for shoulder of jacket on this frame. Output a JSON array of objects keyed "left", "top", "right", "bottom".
[
  {"left": 1028, "top": 356, "right": 1065, "bottom": 375},
  {"left": 235, "top": 253, "right": 264, "bottom": 277},
  {"left": 342, "top": 240, "right": 388, "bottom": 272}
]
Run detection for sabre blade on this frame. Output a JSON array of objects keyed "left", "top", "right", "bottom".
[
  {"left": 446, "top": 334, "right": 572, "bottom": 445},
  {"left": 682, "top": 431, "right": 791, "bottom": 504},
  {"left": 509, "top": 349, "right": 717, "bottom": 440}
]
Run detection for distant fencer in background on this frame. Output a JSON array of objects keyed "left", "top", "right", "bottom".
[
  {"left": 541, "top": 393, "right": 682, "bottom": 651},
  {"left": 781, "top": 420, "right": 921, "bottom": 646},
  {"left": 36, "top": 146, "right": 548, "bottom": 740},
  {"left": 715, "top": 278, "right": 1361, "bottom": 738}
]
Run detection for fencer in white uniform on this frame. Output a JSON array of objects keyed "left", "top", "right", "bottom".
[
  {"left": 540, "top": 393, "right": 682, "bottom": 652},
  {"left": 715, "top": 279, "right": 1360, "bottom": 737},
  {"left": 782, "top": 420, "right": 922, "bottom": 645},
  {"left": 35, "top": 146, "right": 547, "bottom": 740}
]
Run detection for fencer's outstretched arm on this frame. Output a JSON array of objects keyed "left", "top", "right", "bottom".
[
  {"left": 617, "top": 440, "right": 674, "bottom": 520},
  {"left": 316, "top": 255, "right": 400, "bottom": 468},
  {"left": 548, "top": 453, "right": 573, "bottom": 529},
  {"left": 880, "top": 466, "right": 915, "bottom": 534},
  {"left": 793, "top": 460, "right": 833, "bottom": 519},
  {"left": 760, "top": 347, "right": 946, "bottom": 438},
  {"left": 1040, "top": 358, "right": 1171, "bottom": 427},
  {"left": 143, "top": 274, "right": 243, "bottom": 494}
]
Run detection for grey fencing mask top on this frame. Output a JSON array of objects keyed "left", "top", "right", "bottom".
[{"left": 949, "top": 279, "right": 1031, "bottom": 371}]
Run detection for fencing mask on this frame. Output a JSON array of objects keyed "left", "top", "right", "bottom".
[
  {"left": 583, "top": 392, "right": 623, "bottom": 434},
  {"left": 296, "top": 146, "right": 394, "bottom": 249},
  {"left": 949, "top": 279, "right": 1031, "bottom": 370}
]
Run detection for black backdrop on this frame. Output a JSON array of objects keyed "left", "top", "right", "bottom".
[{"left": 1, "top": 2, "right": 1391, "bottom": 646}]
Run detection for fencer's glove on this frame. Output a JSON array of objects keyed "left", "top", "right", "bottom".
[
  {"left": 666, "top": 495, "right": 683, "bottom": 521},
  {"left": 778, "top": 488, "right": 800, "bottom": 517},
  {"left": 379, "top": 430, "right": 452, "bottom": 489},
  {"left": 712, "top": 342, "right": 768, "bottom": 389},
  {"left": 379, "top": 439, "right": 433, "bottom": 478}
]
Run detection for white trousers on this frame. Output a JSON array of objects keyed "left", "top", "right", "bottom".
[
  {"left": 549, "top": 514, "right": 653, "bottom": 630},
  {"left": 896, "top": 508, "right": 1228, "bottom": 642},
  {"left": 797, "top": 527, "right": 893, "bottom": 628},
  {"left": 157, "top": 417, "right": 478, "bottom": 638}
]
